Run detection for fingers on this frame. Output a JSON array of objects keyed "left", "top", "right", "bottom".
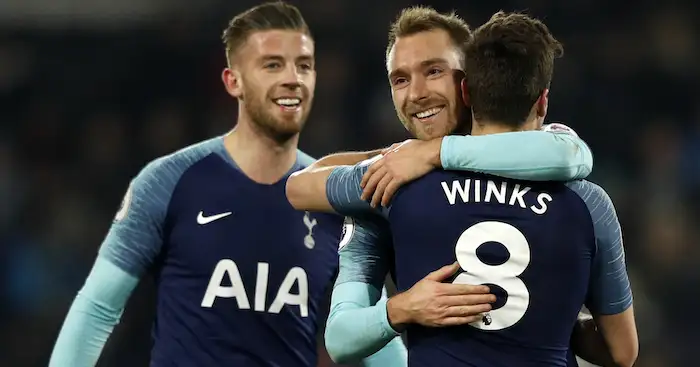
[
  {"left": 371, "top": 174, "right": 392, "bottom": 207},
  {"left": 425, "top": 262, "right": 461, "bottom": 281},
  {"left": 442, "top": 293, "right": 497, "bottom": 306},
  {"left": 361, "top": 159, "right": 383, "bottom": 189},
  {"left": 381, "top": 179, "right": 401, "bottom": 207},
  {"left": 444, "top": 303, "right": 493, "bottom": 318},
  {"left": 361, "top": 165, "right": 386, "bottom": 201},
  {"left": 439, "top": 283, "right": 492, "bottom": 296},
  {"left": 438, "top": 315, "right": 484, "bottom": 326}
]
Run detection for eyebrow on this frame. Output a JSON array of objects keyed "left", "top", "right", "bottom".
[
  {"left": 420, "top": 57, "right": 449, "bottom": 67},
  {"left": 388, "top": 57, "right": 450, "bottom": 79},
  {"left": 259, "top": 54, "right": 314, "bottom": 63}
]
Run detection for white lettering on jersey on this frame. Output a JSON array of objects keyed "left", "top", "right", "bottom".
[
  {"left": 268, "top": 267, "right": 308, "bottom": 317},
  {"left": 441, "top": 179, "right": 551, "bottom": 214},
  {"left": 201, "top": 260, "right": 309, "bottom": 317},
  {"left": 201, "top": 259, "right": 250, "bottom": 309}
]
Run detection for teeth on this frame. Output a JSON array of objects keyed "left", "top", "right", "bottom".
[
  {"left": 275, "top": 98, "right": 301, "bottom": 106},
  {"left": 415, "top": 107, "right": 443, "bottom": 119}
]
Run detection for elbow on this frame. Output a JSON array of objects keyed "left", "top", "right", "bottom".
[
  {"left": 578, "top": 143, "right": 594, "bottom": 178},
  {"left": 324, "top": 320, "right": 355, "bottom": 364},
  {"left": 557, "top": 140, "right": 593, "bottom": 180},
  {"left": 610, "top": 341, "right": 638, "bottom": 367}
]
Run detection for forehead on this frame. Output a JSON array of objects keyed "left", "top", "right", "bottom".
[
  {"left": 387, "top": 29, "right": 462, "bottom": 72},
  {"left": 239, "top": 30, "right": 314, "bottom": 59}
]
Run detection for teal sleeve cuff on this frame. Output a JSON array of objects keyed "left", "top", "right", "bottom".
[
  {"left": 325, "top": 282, "right": 403, "bottom": 364},
  {"left": 49, "top": 257, "right": 139, "bottom": 367},
  {"left": 360, "top": 336, "right": 408, "bottom": 367},
  {"left": 439, "top": 131, "right": 593, "bottom": 181}
]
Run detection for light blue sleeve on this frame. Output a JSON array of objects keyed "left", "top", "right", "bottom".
[
  {"left": 566, "top": 180, "right": 633, "bottom": 315},
  {"left": 49, "top": 258, "right": 139, "bottom": 367},
  {"left": 358, "top": 291, "right": 407, "bottom": 367},
  {"left": 49, "top": 154, "right": 192, "bottom": 367},
  {"left": 440, "top": 124, "right": 593, "bottom": 181},
  {"left": 325, "top": 218, "right": 405, "bottom": 365},
  {"left": 326, "top": 160, "right": 390, "bottom": 217}
]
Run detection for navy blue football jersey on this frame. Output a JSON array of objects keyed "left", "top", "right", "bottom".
[
  {"left": 326, "top": 162, "right": 632, "bottom": 367},
  {"left": 101, "top": 137, "right": 343, "bottom": 366}
]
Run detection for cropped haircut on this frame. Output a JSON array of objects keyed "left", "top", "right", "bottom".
[
  {"left": 222, "top": 1, "right": 311, "bottom": 66},
  {"left": 464, "top": 11, "right": 563, "bottom": 127},
  {"left": 386, "top": 6, "right": 472, "bottom": 68}
]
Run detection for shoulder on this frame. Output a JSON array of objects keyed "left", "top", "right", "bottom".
[
  {"left": 118, "top": 137, "right": 224, "bottom": 220},
  {"left": 565, "top": 180, "right": 619, "bottom": 233},
  {"left": 564, "top": 180, "right": 615, "bottom": 209},
  {"left": 132, "top": 137, "right": 223, "bottom": 190},
  {"left": 542, "top": 122, "right": 580, "bottom": 137}
]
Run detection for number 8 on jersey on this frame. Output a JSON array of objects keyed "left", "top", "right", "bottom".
[{"left": 453, "top": 221, "right": 531, "bottom": 331}]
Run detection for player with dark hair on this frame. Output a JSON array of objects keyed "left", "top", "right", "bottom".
[
  {"left": 288, "top": 9, "right": 637, "bottom": 367},
  {"left": 48, "top": 2, "right": 410, "bottom": 366}
]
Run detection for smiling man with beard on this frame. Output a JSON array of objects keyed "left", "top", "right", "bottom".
[
  {"left": 48, "top": 3, "right": 407, "bottom": 367},
  {"left": 285, "top": 6, "right": 622, "bottom": 367}
]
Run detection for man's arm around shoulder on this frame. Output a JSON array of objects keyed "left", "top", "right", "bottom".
[{"left": 287, "top": 157, "right": 379, "bottom": 214}]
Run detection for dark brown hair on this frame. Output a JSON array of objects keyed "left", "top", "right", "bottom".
[
  {"left": 222, "top": 1, "right": 311, "bottom": 66},
  {"left": 464, "top": 11, "right": 563, "bottom": 127}
]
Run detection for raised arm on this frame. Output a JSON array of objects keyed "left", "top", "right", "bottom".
[
  {"left": 440, "top": 123, "right": 592, "bottom": 180},
  {"left": 49, "top": 159, "right": 177, "bottom": 367},
  {"left": 360, "top": 123, "right": 593, "bottom": 207},
  {"left": 325, "top": 218, "right": 406, "bottom": 365},
  {"left": 567, "top": 181, "right": 638, "bottom": 367}
]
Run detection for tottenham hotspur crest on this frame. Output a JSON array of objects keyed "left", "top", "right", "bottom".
[{"left": 303, "top": 211, "right": 317, "bottom": 249}]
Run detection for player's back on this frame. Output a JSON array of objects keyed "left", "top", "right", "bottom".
[
  {"left": 387, "top": 171, "right": 597, "bottom": 366},
  {"left": 106, "top": 137, "right": 343, "bottom": 366}
]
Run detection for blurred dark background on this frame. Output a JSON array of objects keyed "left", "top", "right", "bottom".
[{"left": 0, "top": 0, "right": 698, "bottom": 366}]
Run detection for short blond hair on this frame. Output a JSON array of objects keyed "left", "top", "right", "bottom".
[{"left": 386, "top": 6, "right": 472, "bottom": 66}]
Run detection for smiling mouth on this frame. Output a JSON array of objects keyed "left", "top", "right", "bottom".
[
  {"left": 412, "top": 106, "right": 445, "bottom": 122},
  {"left": 273, "top": 98, "right": 302, "bottom": 111}
]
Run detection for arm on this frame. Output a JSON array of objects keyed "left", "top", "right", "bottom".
[
  {"left": 440, "top": 123, "right": 593, "bottom": 181},
  {"left": 49, "top": 259, "right": 138, "bottom": 367},
  {"left": 570, "top": 313, "right": 617, "bottom": 367},
  {"left": 359, "top": 123, "right": 593, "bottom": 207},
  {"left": 49, "top": 160, "right": 174, "bottom": 367},
  {"left": 308, "top": 150, "right": 383, "bottom": 169},
  {"left": 287, "top": 157, "right": 385, "bottom": 216},
  {"left": 288, "top": 149, "right": 382, "bottom": 211},
  {"left": 325, "top": 218, "right": 406, "bottom": 365},
  {"left": 568, "top": 181, "right": 638, "bottom": 367}
]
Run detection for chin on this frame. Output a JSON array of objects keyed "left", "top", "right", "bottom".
[
  {"left": 418, "top": 125, "right": 450, "bottom": 140},
  {"left": 272, "top": 119, "right": 305, "bottom": 136}
]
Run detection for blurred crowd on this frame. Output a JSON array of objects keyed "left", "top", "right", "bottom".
[{"left": 0, "top": 0, "right": 698, "bottom": 366}]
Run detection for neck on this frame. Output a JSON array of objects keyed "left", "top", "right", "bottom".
[
  {"left": 470, "top": 115, "right": 540, "bottom": 136},
  {"left": 223, "top": 108, "right": 299, "bottom": 184}
]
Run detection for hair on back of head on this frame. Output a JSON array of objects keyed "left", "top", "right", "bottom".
[
  {"left": 222, "top": 1, "right": 310, "bottom": 66},
  {"left": 464, "top": 11, "right": 563, "bottom": 127}
]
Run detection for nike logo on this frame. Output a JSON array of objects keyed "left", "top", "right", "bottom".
[{"left": 197, "top": 211, "right": 232, "bottom": 225}]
